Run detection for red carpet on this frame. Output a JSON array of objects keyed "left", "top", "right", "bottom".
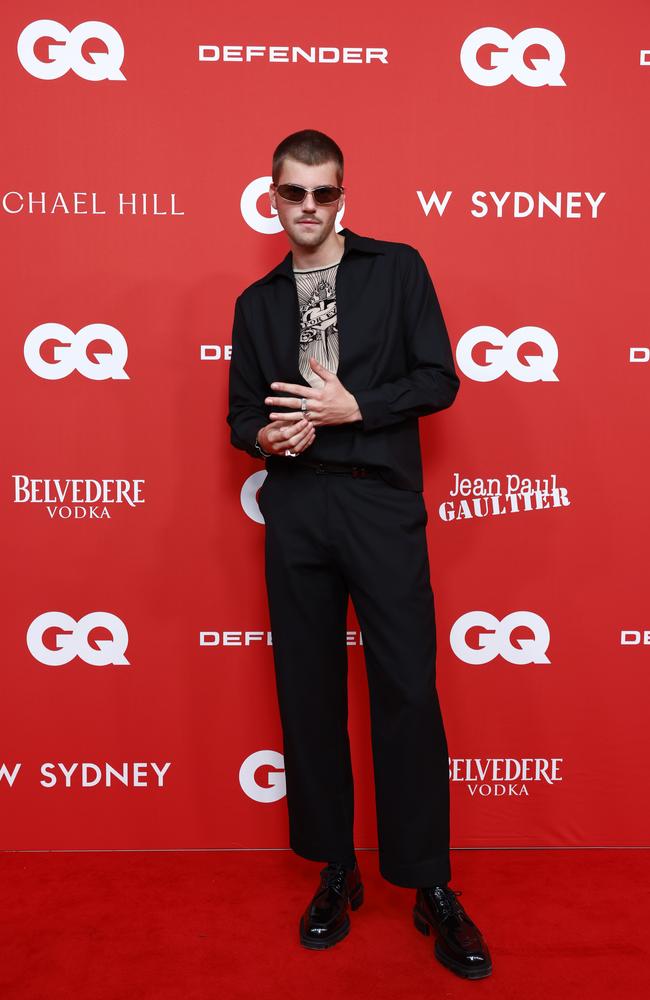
[{"left": 1, "top": 848, "right": 648, "bottom": 999}]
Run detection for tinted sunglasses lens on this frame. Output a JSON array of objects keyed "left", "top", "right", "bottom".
[
  {"left": 277, "top": 184, "right": 306, "bottom": 202},
  {"left": 314, "top": 187, "right": 341, "bottom": 204},
  {"left": 276, "top": 185, "right": 341, "bottom": 203}
]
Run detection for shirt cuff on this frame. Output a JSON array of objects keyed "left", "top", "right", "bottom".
[{"left": 352, "top": 387, "right": 391, "bottom": 432}]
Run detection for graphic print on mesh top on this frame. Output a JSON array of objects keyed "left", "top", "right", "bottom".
[{"left": 292, "top": 260, "right": 341, "bottom": 388}]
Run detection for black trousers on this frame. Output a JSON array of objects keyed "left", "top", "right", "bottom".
[{"left": 257, "top": 462, "right": 452, "bottom": 888}]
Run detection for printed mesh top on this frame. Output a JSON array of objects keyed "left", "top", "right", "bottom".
[{"left": 292, "top": 257, "right": 343, "bottom": 389}]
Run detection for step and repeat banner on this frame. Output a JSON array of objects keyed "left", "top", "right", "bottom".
[{"left": 2, "top": 2, "right": 649, "bottom": 851}]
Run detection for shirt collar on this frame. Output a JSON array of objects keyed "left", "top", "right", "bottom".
[{"left": 255, "top": 226, "right": 385, "bottom": 285}]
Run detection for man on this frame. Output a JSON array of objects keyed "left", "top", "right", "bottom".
[{"left": 227, "top": 129, "right": 492, "bottom": 979}]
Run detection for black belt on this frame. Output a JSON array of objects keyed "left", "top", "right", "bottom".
[{"left": 269, "top": 457, "right": 382, "bottom": 478}]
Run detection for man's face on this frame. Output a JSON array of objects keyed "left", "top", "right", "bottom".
[{"left": 269, "top": 156, "right": 344, "bottom": 248}]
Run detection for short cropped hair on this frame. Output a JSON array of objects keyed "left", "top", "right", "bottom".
[{"left": 272, "top": 129, "right": 344, "bottom": 187}]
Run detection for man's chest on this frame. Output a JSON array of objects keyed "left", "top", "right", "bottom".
[{"left": 243, "top": 255, "right": 407, "bottom": 390}]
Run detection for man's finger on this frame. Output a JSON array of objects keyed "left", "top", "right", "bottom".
[
  {"left": 266, "top": 418, "right": 308, "bottom": 445},
  {"left": 269, "top": 411, "right": 312, "bottom": 421},
  {"left": 265, "top": 396, "right": 303, "bottom": 409},
  {"left": 288, "top": 421, "right": 315, "bottom": 450},
  {"left": 308, "top": 358, "right": 335, "bottom": 379},
  {"left": 269, "top": 382, "right": 318, "bottom": 395},
  {"left": 265, "top": 418, "right": 314, "bottom": 454},
  {"left": 267, "top": 416, "right": 305, "bottom": 435},
  {"left": 271, "top": 418, "right": 308, "bottom": 438}
]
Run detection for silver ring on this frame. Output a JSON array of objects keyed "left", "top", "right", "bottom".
[{"left": 287, "top": 401, "right": 308, "bottom": 457}]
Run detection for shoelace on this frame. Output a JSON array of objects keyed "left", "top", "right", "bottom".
[
  {"left": 321, "top": 863, "right": 350, "bottom": 895},
  {"left": 428, "top": 886, "right": 465, "bottom": 921}
]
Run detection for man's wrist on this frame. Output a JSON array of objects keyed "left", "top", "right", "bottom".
[
  {"left": 254, "top": 428, "right": 273, "bottom": 457},
  {"left": 348, "top": 395, "right": 362, "bottom": 422}
]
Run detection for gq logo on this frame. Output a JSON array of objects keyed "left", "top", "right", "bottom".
[
  {"left": 450, "top": 611, "right": 551, "bottom": 664},
  {"left": 241, "top": 175, "right": 346, "bottom": 235},
  {"left": 24, "top": 323, "right": 129, "bottom": 380},
  {"left": 456, "top": 326, "right": 559, "bottom": 382},
  {"left": 239, "top": 750, "right": 286, "bottom": 802},
  {"left": 460, "top": 27, "right": 566, "bottom": 88},
  {"left": 17, "top": 20, "right": 126, "bottom": 81},
  {"left": 242, "top": 470, "right": 268, "bottom": 524},
  {"left": 26, "top": 612, "right": 130, "bottom": 666}
]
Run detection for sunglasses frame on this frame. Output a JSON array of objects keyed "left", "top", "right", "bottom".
[{"left": 274, "top": 183, "right": 345, "bottom": 205}]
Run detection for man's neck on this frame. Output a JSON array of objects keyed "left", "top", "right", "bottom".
[{"left": 290, "top": 230, "right": 345, "bottom": 271}]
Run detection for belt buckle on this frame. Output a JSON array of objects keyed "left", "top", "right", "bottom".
[
  {"left": 315, "top": 462, "right": 326, "bottom": 475},
  {"left": 351, "top": 466, "right": 367, "bottom": 478}
]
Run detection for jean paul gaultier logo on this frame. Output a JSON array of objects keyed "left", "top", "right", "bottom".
[
  {"left": 13, "top": 477, "right": 144, "bottom": 519},
  {"left": 450, "top": 757, "right": 563, "bottom": 797},
  {"left": 439, "top": 473, "right": 570, "bottom": 521}
]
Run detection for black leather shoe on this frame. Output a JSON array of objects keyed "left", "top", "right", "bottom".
[
  {"left": 299, "top": 861, "right": 364, "bottom": 949},
  {"left": 413, "top": 885, "right": 492, "bottom": 979}
]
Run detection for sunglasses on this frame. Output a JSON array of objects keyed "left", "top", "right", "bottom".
[{"left": 275, "top": 183, "right": 344, "bottom": 205}]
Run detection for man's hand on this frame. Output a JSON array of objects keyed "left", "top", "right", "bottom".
[
  {"left": 258, "top": 417, "right": 315, "bottom": 456},
  {"left": 264, "top": 357, "right": 362, "bottom": 427}
]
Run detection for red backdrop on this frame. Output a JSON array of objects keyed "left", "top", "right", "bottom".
[{"left": 2, "top": 1, "right": 649, "bottom": 851}]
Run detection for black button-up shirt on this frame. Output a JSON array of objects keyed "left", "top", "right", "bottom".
[{"left": 226, "top": 226, "right": 460, "bottom": 491}]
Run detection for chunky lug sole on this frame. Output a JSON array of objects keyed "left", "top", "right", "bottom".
[
  {"left": 413, "top": 905, "right": 493, "bottom": 979},
  {"left": 299, "top": 882, "right": 364, "bottom": 950}
]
